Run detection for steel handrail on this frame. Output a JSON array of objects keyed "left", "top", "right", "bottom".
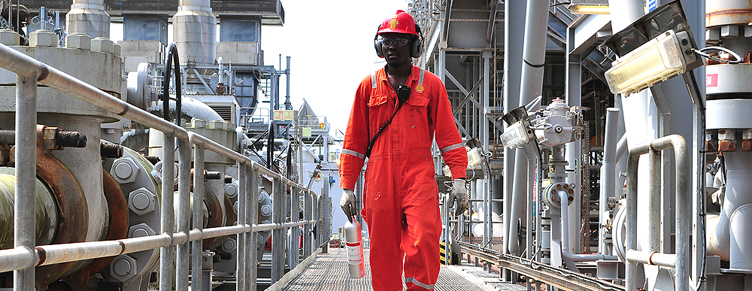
[{"left": 0, "top": 42, "right": 324, "bottom": 290}]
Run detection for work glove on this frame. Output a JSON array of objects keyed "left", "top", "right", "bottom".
[
  {"left": 449, "top": 179, "right": 469, "bottom": 216},
  {"left": 340, "top": 189, "right": 356, "bottom": 223}
]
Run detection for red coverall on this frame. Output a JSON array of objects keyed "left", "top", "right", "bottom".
[{"left": 339, "top": 65, "right": 468, "bottom": 290}]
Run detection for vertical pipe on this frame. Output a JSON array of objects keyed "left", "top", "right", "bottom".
[
  {"left": 600, "top": 108, "right": 620, "bottom": 255},
  {"left": 192, "top": 146, "right": 205, "bottom": 290},
  {"left": 176, "top": 139, "right": 191, "bottom": 290},
  {"left": 674, "top": 138, "right": 690, "bottom": 291},
  {"left": 608, "top": 1, "right": 645, "bottom": 289},
  {"left": 502, "top": 0, "right": 525, "bottom": 258},
  {"left": 509, "top": 0, "right": 549, "bottom": 254},
  {"left": 160, "top": 134, "right": 176, "bottom": 291},
  {"left": 648, "top": 150, "right": 660, "bottom": 253},
  {"left": 40, "top": 6, "right": 46, "bottom": 31},
  {"left": 284, "top": 56, "right": 291, "bottom": 110},
  {"left": 626, "top": 150, "right": 640, "bottom": 291},
  {"left": 248, "top": 164, "right": 258, "bottom": 290},
  {"left": 236, "top": 163, "right": 247, "bottom": 291},
  {"left": 565, "top": 53, "right": 582, "bottom": 254},
  {"left": 482, "top": 50, "right": 490, "bottom": 152},
  {"left": 14, "top": 73, "right": 37, "bottom": 291}
]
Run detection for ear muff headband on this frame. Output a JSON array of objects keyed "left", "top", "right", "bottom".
[{"left": 373, "top": 23, "right": 423, "bottom": 58}]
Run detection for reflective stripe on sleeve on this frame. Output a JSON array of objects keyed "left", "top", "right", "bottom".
[
  {"left": 405, "top": 277, "right": 434, "bottom": 290},
  {"left": 341, "top": 149, "right": 366, "bottom": 160},
  {"left": 371, "top": 72, "right": 377, "bottom": 89},
  {"left": 418, "top": 69, "right": 425, "bottom": 85},
  {"left": 439, "top": 143, "right": 464, "bottom": 154}
]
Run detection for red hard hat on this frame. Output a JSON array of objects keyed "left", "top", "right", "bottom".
[{"left": 377, "top": 10, "right": 418, "bottom": 36}]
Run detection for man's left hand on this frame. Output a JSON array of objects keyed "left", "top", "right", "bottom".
[{"left": 449, "top": 179, "right": 468, "bottom": 216}]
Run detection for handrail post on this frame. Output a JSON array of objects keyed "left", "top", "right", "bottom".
[
  {"left": 289, "top": 185, "right": 300, "bottom": 269},
  {"left": 192, "top": 145, "right": 205, "bottom": 290},
  {"left": 176, "top": 139, "right": 192, "bottom": 290},
  {"left": 271, "top": 175, "right": 285, "bottom": 282},
  {"left": 14, "top": 72, "right": 38, "bottom": 291},
  {"left": 248, "top": 163, "right": 259, "bottom": 290},
  {"left": 160, "top": 133, "right": 176, "bottom": 291},
  {"left": 236, "top": 162, "right": 247, "bottom": 291}
]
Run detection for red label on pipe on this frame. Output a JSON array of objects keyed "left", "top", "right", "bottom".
[{"left": 706, "top": 74, "right": 718, "bottom": 87}]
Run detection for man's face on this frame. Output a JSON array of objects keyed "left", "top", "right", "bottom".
[{"left": 379, "top": 32, "right": 413, "bottom": 67}]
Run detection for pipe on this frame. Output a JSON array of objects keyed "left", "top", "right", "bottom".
[
  {"left": 626, "top": 249, "right": 676, "bottom": 268},
  {"left": 600, "top": 108, "right": 620, "bottom": 255},
  {"left": 284, "top": 56, "right": 292, "bottom": 110},
  {"left": 626, "top": 135, "right": 689, "bottom": 291},
  {"left": 14, "top": 72, "right": 37, "bottom": 291},
  {"left": 509, "top": 0, "right": 549, "bottom": 254},
  {"left": 709, "top": 152, "right": 752, "bottom": 267},
  {"left": 0, "top": 169, "right": 57, "bottom": 249},
  {"left": 729, "top": 204, "right": 752, "bottom": 270},
  {"left": 560, "top": 190, "right": 618, "bottom": 262}
]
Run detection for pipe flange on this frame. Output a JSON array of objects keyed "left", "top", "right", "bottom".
[{"left": 543, "top": 183, "right": 575, "bottom": 209}]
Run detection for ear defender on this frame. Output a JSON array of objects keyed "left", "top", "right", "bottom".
[
  {"left": 374, "top": 25, "right": 385, "bottom": 58},
  {"left": 373, "top": 23, "right": 423, "bottom": 58},
  {"left": 411, "top": 24, "right": 423, "bottom": 58}
]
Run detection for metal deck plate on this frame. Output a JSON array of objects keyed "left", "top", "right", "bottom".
[{"left": 282, "top": 247, "right": 526, "bottom": 291}]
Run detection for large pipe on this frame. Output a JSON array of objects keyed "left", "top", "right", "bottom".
[
  {"left": 502, "top": 0, "right": 525, "bottom": 257},
  {"left": 599, "top": 108, "right": 620, "bottom": 255},
  {"left": 0, "top": 169, "right": 57, "bottom": 249},
  {"left": 173, "top": 0, "right": 216, "bottom": 65},
  {"left": 66, "top": 0, "right": 109, "bottom": 38},
  {"left": 508, "top": 0, "right": 549, "bottom": 254},
  {"left": 708, "top": 151, "right": 752, "bottom": 268}
]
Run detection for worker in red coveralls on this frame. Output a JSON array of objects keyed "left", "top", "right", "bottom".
[{"left": 338, "top": 10, "right": 469, "bottom": 291}]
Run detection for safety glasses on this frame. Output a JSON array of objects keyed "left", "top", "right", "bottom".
[{"left": 379, "top": 36, "right": 410, "bottom": 47}]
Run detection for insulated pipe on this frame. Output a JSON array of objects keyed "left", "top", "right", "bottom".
[
  {"left": 173, "top": 0, "right": 216, "bottom": 65},
  {"left": 560, "top": 190, "right": 618, "bottom": 262},
  {"left": 66, "top": 0, "right": 109, "bottom": 38},
  {"left": 729, "top": 204, "right": 752, "bottom": 270},
  {"left": 509, "top": 0, "right": 549, "bottom": 254},
  {"left": 626, "top": 135, "right": 689, "bottom": 291},
  {"left": 14, "top": 72, "right": 37, "bottom": 291},
  {"left": 600, "top": 108, "right": 620, "bottom": 255},
  {"left": 0, "top": 169, "right": 57, "bottom": 249},
  {"left": 709, "top": 151, "right": 752, "bottom": 267}
]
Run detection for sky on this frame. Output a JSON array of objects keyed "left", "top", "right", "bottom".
[{"left": 260, "top": 0, "right": 411, "bottom": 137}]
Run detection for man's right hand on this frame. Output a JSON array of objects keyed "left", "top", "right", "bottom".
[{"left": 340, "top": 189, "right": 356, "bottom": 223}]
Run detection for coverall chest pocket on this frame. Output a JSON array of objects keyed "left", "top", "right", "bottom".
[{"left": 405, "top": 95, "right": 430, "bottom": 127}]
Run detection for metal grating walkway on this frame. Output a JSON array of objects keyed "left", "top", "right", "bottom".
[{"left": 282, "top": 247, "right": 526, "bottom": 291}]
